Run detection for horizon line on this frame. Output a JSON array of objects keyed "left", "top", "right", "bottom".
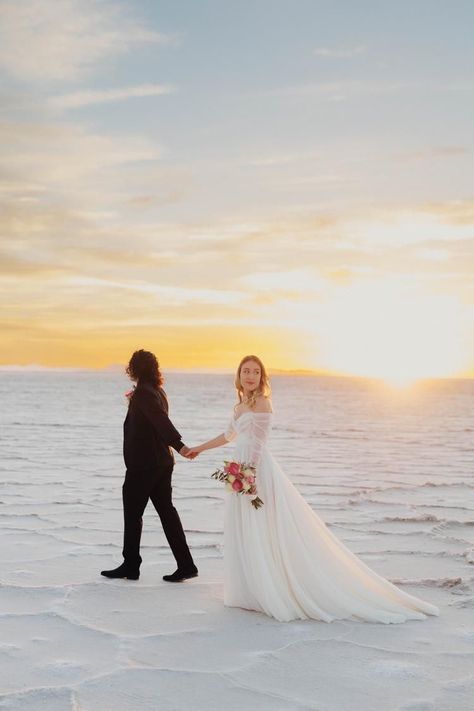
[{"left": 0, "top": 364, "right": 472, "bottom": 382}]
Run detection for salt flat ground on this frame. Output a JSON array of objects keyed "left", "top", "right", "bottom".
[{"left": 0, "top": 371, "right": 473, "bottom": 710}]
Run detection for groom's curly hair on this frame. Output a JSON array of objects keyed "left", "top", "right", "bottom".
[{"left": 126, "top": 349, "right": 164, "bottom": 389}]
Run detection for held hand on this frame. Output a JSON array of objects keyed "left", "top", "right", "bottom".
[
  {"left": 186, "top": 447, "right": 202, "bottom": 460},
  {"left": 180, "top": 445, "right": 199, "bottom": 460}
]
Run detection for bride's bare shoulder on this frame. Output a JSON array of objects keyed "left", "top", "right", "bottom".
[{"left": 254, "top": 395, "right": 273, "bottom": 413}]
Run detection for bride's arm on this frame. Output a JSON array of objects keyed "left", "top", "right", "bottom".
[
  {"left": 188, "top": 416, "right": 237, "bottom": 457},
  {"left": 189, "top": 433, "right": 228, "bottom": 454}
]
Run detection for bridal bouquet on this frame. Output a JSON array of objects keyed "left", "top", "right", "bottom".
[{"left": 211, "top": 461, "right": 264, "bottom": 509}]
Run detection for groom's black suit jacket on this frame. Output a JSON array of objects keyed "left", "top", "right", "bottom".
[{"left": 123, "top": 381, "right": 186, "bottom": 472}]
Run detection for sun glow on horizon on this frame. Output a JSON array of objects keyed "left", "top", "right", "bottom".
[{"left": 315, "top": 281, "right": 468, "bottom": 386}]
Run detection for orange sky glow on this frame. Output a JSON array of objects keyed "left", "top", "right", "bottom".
[{"left": 1, "top": 2, "right": 473, "bottom": 383}]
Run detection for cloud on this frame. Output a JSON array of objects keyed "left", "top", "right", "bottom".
[
  {"left": 1, "top": 198, "right": 472, "bottom": 368},
  {"left": 418, "top": 201, "right": 474, "bottom": 225},
  {"left": 266, "top": 80, "right": 412, "bottom": 102},
  {"left": 399, "top": 146, "right": 469, "bottom": 161},
  {"left": 48, "top": 84, "right": 176, "bottom": 110},
  {"left": 64, "top": 276, "right": 243, "bottom": 306},
  {"left": 239, "top": 268, "right": 328, "bottom": 294},
  {"left": 337, "top": 206, "right": 474, "bottom": 247},
  {"left": 0, "top": 115, "right": 198, "bottom": 222},
  {"left": 238, "top": 152, "right": 310, "bottom": 168},
  {"left": 0, "top": 0, "right": 177, "bottom": 83},
  {"left": 2, "top": 179, "right": 472, "bottom": 290},
  {"left": 0, "top": 120, "right": 161, "bottom": 204},
  {"left": 313, "top": 45, "right": 366, "bottom": 58}
]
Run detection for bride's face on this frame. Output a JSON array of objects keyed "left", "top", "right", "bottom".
[{"left": 240, "top": 360, "right": 261, "bottom": 392}]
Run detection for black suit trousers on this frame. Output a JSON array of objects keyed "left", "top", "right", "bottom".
[{"left": 122, "top": 465, "right": 195, "bottom": 571}]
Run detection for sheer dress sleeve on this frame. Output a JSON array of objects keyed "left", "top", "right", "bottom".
[
  {"left": 248, "top": 413, "right": 272, "bottom": 467},
  {"left": 224, "top": 416, "right": 238, "bottom": 442}
]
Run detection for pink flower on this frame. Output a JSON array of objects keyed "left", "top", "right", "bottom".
[
  {"left": 211, "top": 459, "right": 264, "bottom": 509},
  {"left": 228, "top": 462, "right": 240, "bottom": 477}
]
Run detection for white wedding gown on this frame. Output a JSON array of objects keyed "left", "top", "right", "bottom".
[{"left": 223, "top": 411, "right": 440, "bottom": 623}]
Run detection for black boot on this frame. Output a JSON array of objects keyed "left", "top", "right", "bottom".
[
  {"left": 101, "top": 562, "right": 140, "bottom": 580},
  {"left": 163, "top": 565, "right": 198, "bottom": 583}
]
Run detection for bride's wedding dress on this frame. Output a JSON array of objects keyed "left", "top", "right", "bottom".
[{"left": 223, "top": 411, "right": 440, "bottom": 623}]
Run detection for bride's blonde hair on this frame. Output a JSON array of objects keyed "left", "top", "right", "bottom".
[{"left": 234, "top": 355, "right": 271, "bottom": 409}]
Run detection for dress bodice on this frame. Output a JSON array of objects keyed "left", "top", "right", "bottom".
[{"left": 224, "top": 411, "right": 272, "bottom": 467}]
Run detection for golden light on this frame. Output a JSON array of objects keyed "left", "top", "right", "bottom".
[{"left": 316, "top": 280, "right": 467, "bottom": 385}]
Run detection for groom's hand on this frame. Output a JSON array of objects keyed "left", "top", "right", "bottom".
[
  {"left": 179, "top": 445, "right": 198, "bottom": 459},
  {"left": 186, "top": 448, "right": 200, "bottom": 459}
]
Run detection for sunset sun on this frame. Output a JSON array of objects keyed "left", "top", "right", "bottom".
[{"left": 317, "top": 281, "right": 467, "bottom": 385}]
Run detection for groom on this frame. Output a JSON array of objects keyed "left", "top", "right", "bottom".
[{"left": 101, "top": 349, "right": 198, "bottom": 583}]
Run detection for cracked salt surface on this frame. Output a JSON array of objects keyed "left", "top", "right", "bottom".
[{"left": 0, "top": 372, "right": 472, "bottom": 710}]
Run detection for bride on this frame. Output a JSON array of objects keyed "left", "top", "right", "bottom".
[{"left": 188, "top": 355, "right": 440, "bottom": 624}]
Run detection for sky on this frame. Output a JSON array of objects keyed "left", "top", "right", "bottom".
[{"left": 1, "top": 0, "right": 473, "bottom": 382}]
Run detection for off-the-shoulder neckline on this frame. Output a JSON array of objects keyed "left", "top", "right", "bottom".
[{"left": 234, "top": 411, "right": 273, "bottom": 422}]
